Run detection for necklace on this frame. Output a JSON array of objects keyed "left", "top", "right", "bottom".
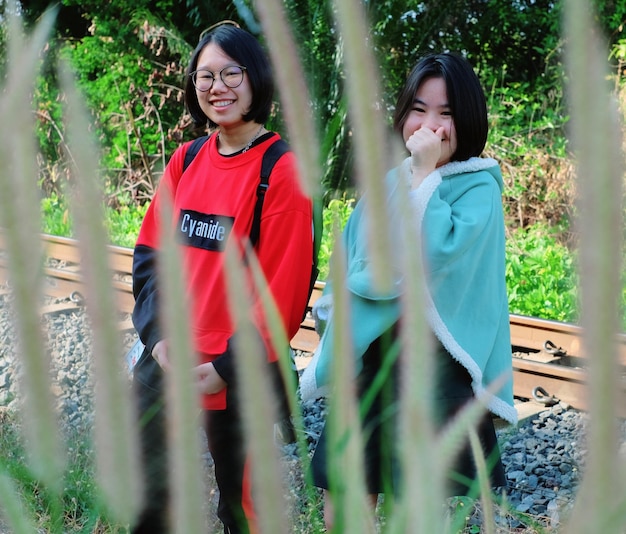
[
  {"left": 242, "top": 124, "right": 265, "bottom": 153},
  {"left": 217, "top": 124, "right": 264, "bottom": 155}
]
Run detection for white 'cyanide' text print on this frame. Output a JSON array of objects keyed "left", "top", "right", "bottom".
[{"left": 177, "top": 209, "right": 235, "bottom": 251}]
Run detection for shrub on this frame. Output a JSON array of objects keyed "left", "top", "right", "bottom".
[{"left": 505, "top": 223, "right": 579, "bottom": 323}]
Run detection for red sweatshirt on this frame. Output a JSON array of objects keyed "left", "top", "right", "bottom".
[{"left": 132, "top": 133, "right": 313, "bottom": 409}]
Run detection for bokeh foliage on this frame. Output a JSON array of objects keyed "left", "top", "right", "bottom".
[{"left": 8, "top": 0, "right": 625, "bottom": 227}]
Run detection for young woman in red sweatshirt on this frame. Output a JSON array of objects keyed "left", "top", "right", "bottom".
[{"left": 131, "top": 22, "right": 313, "bottom": 534}]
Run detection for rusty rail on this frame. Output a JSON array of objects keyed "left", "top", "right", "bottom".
[
  {"left": 2, "top": 233, "right": 626, "bottom": 415},
  {"left": 0, "top": 232, "right": 135, "bottom": 314}
]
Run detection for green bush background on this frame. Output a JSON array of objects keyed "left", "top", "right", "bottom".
[{"left": 23, "top": 0, "right": 626, "bottom": 331}]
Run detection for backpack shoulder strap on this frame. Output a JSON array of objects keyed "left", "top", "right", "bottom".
[
  {"left": 182, "top": 134, "right": 291, "bottom": 249},
  {"left": 249, "top": 139, "right": 290, "bottom": 247},
  {"left": 183, "top": 135, "right": 210, "bottom": 173}
]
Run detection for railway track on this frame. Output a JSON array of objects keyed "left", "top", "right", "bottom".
[{"left": 1, "top": 233, "right": 625, "bottom": 416}]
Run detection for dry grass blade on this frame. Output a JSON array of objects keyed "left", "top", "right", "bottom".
[
  {"left": 58, "top": 59, "right": 143, "bottom": 525},
  {"left": 563, "top": 0, "right": 626, "bottom": 531},
  {"left": 158, "top": 197, "right": 208, "bottom": 533},
  {"left": 224, "top": 242, "right": 290, "bottom": 534},
  {"left": 255, "top": 0, "right": 321, "bottom": 199},
  {"left": 243, "top": 241, "right": 315, "bottom": 487},
  {"left": 0, "top": 471, "right": 36, "bottom": 534},
  {"left": 331, "top": 0, "right": 394, "bottom": 294},
  {"left": 0, "top": 4, "right": 65, "bottom": 492},
  {"left": 324, "top": 227, "right": 377, "bottom": 534},
  {"left": 387, "top": 180, "right": 444, "bottom": 533}
]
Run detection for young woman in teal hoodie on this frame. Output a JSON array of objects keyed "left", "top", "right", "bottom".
[{"left": 301, "top": 52, "right": 516, "bottom": 529}]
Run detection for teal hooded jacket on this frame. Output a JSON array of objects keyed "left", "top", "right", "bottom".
[{"left": 300, "top": 156, "right": 517, "bottom": 425}]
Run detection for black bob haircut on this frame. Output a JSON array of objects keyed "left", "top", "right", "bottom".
[
  {"left": 184, "top": 25, "right": 274, "bottom": 129},
  {"left": 392, "top": 52, "right": 488, "bottom": 162}
]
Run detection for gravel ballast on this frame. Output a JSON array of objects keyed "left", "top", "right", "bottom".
[{"left": 0, "top": 293, "right": 622, "bottom": 530}]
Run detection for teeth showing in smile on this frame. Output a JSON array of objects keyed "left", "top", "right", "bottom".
[{"left": 213, "top": 100, "right": 234, "bottom": 107}]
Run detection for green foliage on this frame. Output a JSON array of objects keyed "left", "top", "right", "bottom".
[
  {"left": 284, "top": 0, "right": 355, "bottom": 195},
  {"left": 21, "top": 0, "right": 604, "bottom": 230},
  {"left": 13, "top": 0, "right": 626, "bottom": 213},
  {"left": 317, "top": 196, "right": 355, "bottom": 280},
  {"left": 487, "top": 77, "right": 567, "bottom": 151},
  {"left": 30, "top": 8, "right": 199, "bottom": 207},
  {"left": 593, "top": 0, "right": 626, "bottom": 37},
  {"left": 0, "top": 417, "right": 114, "bottom": 532},
  {"left": 40, "top": 194, "right": 146, "bottom": 249},
  {"left": 370, "top": 0, "right": 570, "bottom": 109},
  {"left": 105, "top": 203, "right": 148, "bottom": 248},
  {"left": 505, "top": 224, "right": 579, "bottom": 323},
  {"left": 484, "top": 60, "right": 573, "bottom": 231},
  {"left": 34, "top": 73, "right": 65, "bottom": 165},
  {"left": 41, "top": 193, "right": 72, "bottom": 237},
  {"left": 58, "top": 30, "right": 187, "bottom": 179}
]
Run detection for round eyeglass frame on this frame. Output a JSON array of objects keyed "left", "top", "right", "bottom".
[{"left": 190, "top": 66, "right": 247, "bottom": 92}]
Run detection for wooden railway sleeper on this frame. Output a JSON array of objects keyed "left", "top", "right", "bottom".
[{"left": 532, "top": 385, "right": 560, "bottom": 406}]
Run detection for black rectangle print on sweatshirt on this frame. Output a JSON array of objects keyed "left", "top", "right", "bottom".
[{"left": 177, "top": 209, "right": 235, "bottom": 252}]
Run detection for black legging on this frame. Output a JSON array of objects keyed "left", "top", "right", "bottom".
[
  {"left": 310, "top": 329, "right": 506, "bottom": 497},
  {"left": 131, "top": 348, "right": 293, "bottom": 534},
  {"left": 131, "top": 348, "right": 170, "bottom": 533}
]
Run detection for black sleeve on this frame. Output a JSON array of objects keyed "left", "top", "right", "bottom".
[
  {"left": 211, "top": 330, "right": 267, "bottom": 385},
  {"left": 132, "top": 244, "right": 162, "bottom": 355},
  {"left": 211, "top": 344, "right": 235, "bottom": 384}
]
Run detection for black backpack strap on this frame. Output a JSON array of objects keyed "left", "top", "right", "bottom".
[
  {"left": 249, "top": 139, "right": 290, "bottom": 247},
  {"left": 182, "top": 134, "right": 289, "bottom": 249},
  {"left": 183, "top": 135, "right": 210, "bottom": 172}
]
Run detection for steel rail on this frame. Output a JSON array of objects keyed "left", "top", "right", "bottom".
[
  {"left": 0, "top": 232, "right": 134, "bottom": 313},
  {"left": 1, "top": 233, "right": 625, "bottom": 415}
]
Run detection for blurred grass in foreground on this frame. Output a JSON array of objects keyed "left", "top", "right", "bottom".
[{"left": 0, "top": 0, "right": 624, "bottom": 532}]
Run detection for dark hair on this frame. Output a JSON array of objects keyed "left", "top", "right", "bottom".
[
  {"left": 392, "top": 52, "right": 488, "bottom": 161},
  {"left": 184, "top": 25, "right": 274, "bottom": 128}
]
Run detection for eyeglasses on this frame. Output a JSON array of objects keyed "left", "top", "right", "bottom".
[{"left": 190, "top": 66, "right": 247, "bottom": 92}]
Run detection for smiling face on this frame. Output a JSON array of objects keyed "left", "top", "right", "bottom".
[
  {"left": 195, "top": 42, "right": 253, "bottom": 129},
  {"left": 401, "top": 76, "right": 458, "bottom": 168}
]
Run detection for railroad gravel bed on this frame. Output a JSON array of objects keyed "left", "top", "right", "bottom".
[
  {"left": 0, "top": 293, "right": 623, "bottom": 529},
  {"left": 294, "top": 398, "right": 586, "bottom": 529}
]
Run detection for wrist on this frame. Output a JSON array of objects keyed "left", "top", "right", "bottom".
[{"left": 410, "top": 167, "right": 430, "bottom": 189}]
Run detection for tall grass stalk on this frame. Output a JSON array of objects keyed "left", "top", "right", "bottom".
[
  {"left": 255, "top": 2, "right": 391, "bottom": 527},
  {"left": 0, "top": 472, "right": 37, "bottom": 534},
  {"left": 254, "top": 0, "right": 321, "bottom": 199},
  {"left": 59, "top": 60, "right": 142, "bottom": 525},
  {"left": 224, "top": 243, "right": 290, "bottom": 533},
  {"left": 563, "top": 0, "right": 626, "bottom": 531},
  {"left": 331, "top": 0, "right": 395, "bottom": 294},
  {"left": 158, "top": 198, "right": 208, "bottom": 533},
  {"left": 325, "top": 228, "right": 377, "bottom": 533},
  {"left": 242, "top": 242, "right": 321, "bottom": 516},
  {"left": 0, "top": 4, "right": 65, "bottom": 522}
]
